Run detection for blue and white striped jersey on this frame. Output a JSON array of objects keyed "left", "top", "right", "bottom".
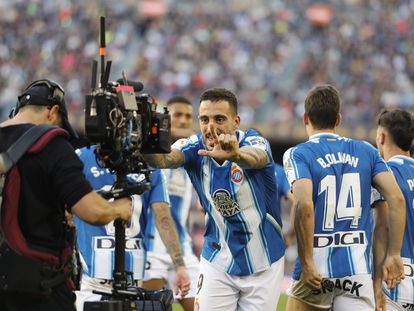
[
  {"left": 172, "top": 129, "right": 285, "bottom": 276},
  {"left": 381, "top": 155, "right": 414, "bottom": 304},
  {"left": 275, "top": 163, "right": 290, "bottom": 199},
  {"left": 145, "top": 167, "right": 194, "bottom": 257},
  {"left": 283, "top": 133, "right": 389, "bottom": 279},
  {"left": 74, "top": 146, "right": 169, "bottom": 280}
]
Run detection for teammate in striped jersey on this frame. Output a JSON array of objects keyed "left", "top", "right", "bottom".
[
  {"left": 372, "top": 109, "right": 414, "bottom": 311},
  {"left": 74, "top": 145, "right": 190, "bottom": 311},
  {"left": 283, "top": 85, "right": 405, "bottom": 310},
  {"left": 142, "top": 96, "right": 200, "bottom": 311},
  {"left": 142, "top": 87, "right": 285, "bottom": 311},
  {"left": 274, "top": 162, "right": 295, "bottom": 246},
  {"left": 275, "top": 162, "right": 292, "bottom": 203}
]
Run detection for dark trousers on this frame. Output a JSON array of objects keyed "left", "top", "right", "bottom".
[{"left": 0, "top": 283, "right": 75, "bottom": 311}]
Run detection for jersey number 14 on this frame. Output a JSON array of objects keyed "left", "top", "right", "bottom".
[{"left": 319, "top": 173, "right": 362, "bottom": 231}]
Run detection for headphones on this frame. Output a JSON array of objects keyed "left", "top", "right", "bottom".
[{"left": 10, "top": 79, "right": 65, "bottom": 118}]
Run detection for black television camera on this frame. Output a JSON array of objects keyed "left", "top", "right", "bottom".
[
  {"left": 85, "top": 80, "right": 171, "bottom": 173},
  {"left": 82, "top": 16, "right": 173, "bottom": 311}
]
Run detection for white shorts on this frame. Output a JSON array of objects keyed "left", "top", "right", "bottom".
[
  {"left": 143, "top": 251, "right": 200, "bottom": 299},
  {"left": 386, "top": 296, "right": 414, "bottom": 311},
  {"left": 287, "top": 274, "right": 374, "bottom": 310},
  {"left": 194, "top": 256, "right": 284, "bottom": 311},
  {"left": 75, "top": 274, "right": 142, "bottom": 311}
]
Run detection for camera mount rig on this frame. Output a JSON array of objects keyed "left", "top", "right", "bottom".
[{"left": 83, "top": 16, "right": 173, "bottom": 311}]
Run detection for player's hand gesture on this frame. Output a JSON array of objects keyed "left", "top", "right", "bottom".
[
  {"left": 383, "top": 254, "right": 405, "bottom": 289},
  {"left": 173, "top": 266, "right": 191, "bottom": 298},
  {"left": 198, "top": 124, "right": 240, "bottom": 163},
  {"left": 301, "top": 262, "right": 322, "bottom": 289}
]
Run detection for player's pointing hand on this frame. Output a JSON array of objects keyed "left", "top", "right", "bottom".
[{"left": 198, "top": 124, "right": 240, "bottom": 162}]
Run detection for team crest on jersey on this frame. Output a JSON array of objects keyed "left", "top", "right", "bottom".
[
  {"left": 231, "top": 164, "right": 243, "bottom": 184},
  {"left": 212, "top": 189, "right": 240, "bottom": 217}
]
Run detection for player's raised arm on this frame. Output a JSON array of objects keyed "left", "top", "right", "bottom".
[
  {"left": 291, "top": 178, "right": 322, "bottom": 290},
  {"left": 373, "top": 171, "right": 406, "bottom": 289},
  {"left": 198, "top": 124, "right": 268, "bottom": 169},
  {"left": 141, "top": 149, "right": 185, "bottom": 169}
]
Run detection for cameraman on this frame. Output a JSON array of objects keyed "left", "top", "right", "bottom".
[
  {"left": 74, "top": 145, "right": 190, "bottom": 310},
  {"left": 0, "top": 79, "right": 132, "bottom": 311}
]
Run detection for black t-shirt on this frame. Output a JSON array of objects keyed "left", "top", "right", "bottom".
[{"left": 0, "top": 124, "right": 93, "bottom": 253}]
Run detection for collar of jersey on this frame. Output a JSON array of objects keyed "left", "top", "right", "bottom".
[
  {"left": 308, "top": 132, "right": 340, "bottom": 140},
  {"left": 388, "top": 154, "right": 414, "bottom": 164}
]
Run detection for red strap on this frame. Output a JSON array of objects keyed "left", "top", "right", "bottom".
[
  {"left": 1, "top": 127, "right": 69, "bottom": 266},
  {"left": 28, "top": 128, "right": 68, "bottom": 153}
]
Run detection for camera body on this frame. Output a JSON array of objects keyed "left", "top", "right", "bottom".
[{"left": 85, "top": 82, "right": 171, "bottom": 173}]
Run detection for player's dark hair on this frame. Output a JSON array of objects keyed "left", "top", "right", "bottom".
[
  {"left": 304, "top": 84, "right": 340, "bottom": 130},
  {"left": 199, "top": 87, "right": 238, "bottom": 114},
  {"left": 167, "top": 96, "right": 192, "bottom": 106},
  {"left": 377, "top": 108, "right": 414, "bottom": 151}
]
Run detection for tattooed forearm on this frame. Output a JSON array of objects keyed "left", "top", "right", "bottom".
[
  {"left": 153, "top": 203, "right": 185, "bottom": 269},
  {"left": 236, "top": 147, "right": 268, "bottom": 169},
  {"left": 141, "top": 150, "right": 184, "bottom": 169}
]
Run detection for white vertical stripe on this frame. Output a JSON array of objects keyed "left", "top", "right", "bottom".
[
  {"left": 131, "top": 252, "right": 145, "bottom": 280},
  {"left": 313, "top": 247, "right": 329, "bottom": 277},
  {"left": 202, "top": 159, "right": 233, "bottom": 270},
  {"left": 182, "top": 173, "right": 194, "bottom": 255},
  {"left": 181, "top": 171, "right": 193, "bottom": 227},
  {"left": 93, "top": 237, "right": 113, "bottom": 279},
  {"left": 350, "top": 245, "right": 369, "bottom": 275},
  {"left": 236, "top": 175, "right": 270, "bottom": 271}
]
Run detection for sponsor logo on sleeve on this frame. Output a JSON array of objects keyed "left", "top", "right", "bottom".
[{"left": 245, "top": 136, "right": 267, "bottom": 150}]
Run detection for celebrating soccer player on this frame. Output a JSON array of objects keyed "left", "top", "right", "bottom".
[{"left": 142, "top": 87, "right": 285, "bottom": 310}]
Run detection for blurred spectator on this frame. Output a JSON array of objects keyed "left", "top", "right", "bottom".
[{"left": 1, "top": 0, "right": 414, "bottom": 137}]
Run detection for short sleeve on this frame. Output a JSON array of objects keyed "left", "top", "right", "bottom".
[
  {"left": 370, "top": 187, "right": 384, "bottom": 206},
  {"left": 47, "top": 137, "right": 93, "bottom": 211},
  {"left": 283, "top": 146, "right": 312, "bottom": 186},
  {"left": 242, "top": 130, "right": 273, "bottom": 166},
  {"left": 171, "top": 134, "right": 201, "bottom": 166},
  {"left": 148, "top": 170, "right": 169, "bottom": 204},
  {"left": 275, "top": 164, "right": 290, "bottom": 198}
]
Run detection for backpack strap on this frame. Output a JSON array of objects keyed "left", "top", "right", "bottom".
[
  {"left": 0, "top": 125, "right": 58, "bottom": 246},
  {"left": 0, "top": 125, "right": 68, "bottom": 265},
  {"left": 0, "top": 125, "right": 57, "bottom": 173}
]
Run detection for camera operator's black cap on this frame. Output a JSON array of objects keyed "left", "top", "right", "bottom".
[{"left": 13, "top": 79, "right": 78, "bottom": 139}]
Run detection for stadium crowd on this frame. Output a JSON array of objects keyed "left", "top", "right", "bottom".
[
  {"left": 0, "top": 0, "right": 414, "bottom": 135},
  {"left": 1, "top": 1, "right": 414, "bottom": 309}
]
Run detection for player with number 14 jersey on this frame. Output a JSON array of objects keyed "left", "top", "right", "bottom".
[{"left": 284, "top": 133, "right": 389, "bottom": 279}]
